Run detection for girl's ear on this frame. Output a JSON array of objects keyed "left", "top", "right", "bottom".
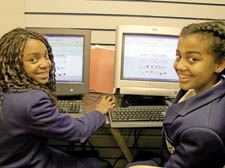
[{"left": 215, "top": 58, "right": 225, "bottom": 73}]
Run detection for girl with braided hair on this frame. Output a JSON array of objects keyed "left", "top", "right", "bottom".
[
  {"left": 127, "top": 20, "right": 225, "bottom": 168},
  {"left": 0, "top": 28, "right": 115, "bottom": 168}
]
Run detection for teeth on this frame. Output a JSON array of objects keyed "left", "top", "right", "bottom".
[{"left": 179, "top": 74, "right": 190, "bottom": 78}]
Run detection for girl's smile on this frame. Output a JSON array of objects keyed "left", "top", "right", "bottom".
[{"left": 177, "top": 73, "right": 193, "bottom": 83}]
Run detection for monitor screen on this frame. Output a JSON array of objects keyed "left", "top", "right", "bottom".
[
  {"left": 26, "top": 28, "right": 91, "bottom": 96},
  {"left": 114, "top": 25, "right": 180, "bottom": 98}
]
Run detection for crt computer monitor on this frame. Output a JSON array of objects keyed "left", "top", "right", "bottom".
[
  {"left": 114, "top": 25, "right": 181, "bottom": 98},
  {"left": 27, "top": 28, "right": 91, "bottom": 97}
]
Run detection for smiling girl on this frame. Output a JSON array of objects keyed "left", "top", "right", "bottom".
[
  {"left": 0, "top": 28, "right": 115, "bottom": 168},
  {"left": 127, "top": 20, "right": 225, "bottom": 168}
]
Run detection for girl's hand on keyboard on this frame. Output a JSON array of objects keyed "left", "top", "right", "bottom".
[{"left": 95, "top": 96, "right": 115, "bottom": 115}]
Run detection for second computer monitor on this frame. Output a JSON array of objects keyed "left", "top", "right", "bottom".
[{"left": 114, "top": 25, "right": 181, "bottom": 98}]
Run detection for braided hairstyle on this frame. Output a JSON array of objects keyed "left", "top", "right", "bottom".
[
  {"left": 0, "top": 28, "right": 57, "bottom": 115},
  {"left": 180, "top": 20, "right": 225, "bottom": 76}
]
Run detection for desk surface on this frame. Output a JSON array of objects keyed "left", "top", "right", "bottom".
[{"left": 67, "top": 93, "right": 164, "bottom": 163}]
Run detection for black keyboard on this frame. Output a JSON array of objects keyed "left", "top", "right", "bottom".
[
  {"left": 108, "top": 105, "right": 167, "bottom": 128},
  {"left": 58, "top": 100, "right": 85, "bottom": 118}
]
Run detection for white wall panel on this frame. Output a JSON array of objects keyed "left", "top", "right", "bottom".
[
  {"left": 25, "top": 0, "right": 151, "bottom": 15},
  {"left": 0, "top": 0, "right": 25, "bottom": 37},
  {"left": 149, "top": 18, "right": 208, "bottom": 28},
  {"left": 25, "top": 0, "right": 225, "bottom": 46},
  {"left": 91, "top": 31, "right": 116, "bottom": 44},
  {"left": 150, "top": 3, "right": 225, "bottom": 19},
  {"left": 25, "top": 15, "right": 151, "bottom": 29}
]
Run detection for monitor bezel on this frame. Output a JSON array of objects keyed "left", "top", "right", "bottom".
[{"left": 114, "top": 25, "right": 181, "bottom": 98}]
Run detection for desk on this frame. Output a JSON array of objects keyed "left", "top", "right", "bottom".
[
  {"left": 83, "top": 93, "right": 135, "bottom": 162},
  {"left": 83, "top": 93, "right": 163, "bottom": 163},
  {"left": 110, "top": 128, "right": 133, "bottom": 162}
]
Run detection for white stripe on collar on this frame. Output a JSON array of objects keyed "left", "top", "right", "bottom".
[{"left": 178, "top": 79, "right": 223, "bottom": 103}]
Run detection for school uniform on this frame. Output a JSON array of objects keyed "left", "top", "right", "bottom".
[
  {"left": 0, "top": 90, "right": 105, "bottom": 168},
  {"left": 127, "top": 80, "right": 225, "bottom": 168}
]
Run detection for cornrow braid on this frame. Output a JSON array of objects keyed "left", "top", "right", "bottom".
[
  {"left": 0, "top": 28, "right": 57, "bottom": 116},
  {"left": 181, "top": 20, "right": 225, "bottom": 38},
  {"left": 180, "top": 20, "right": 225, "bottom": 75}
]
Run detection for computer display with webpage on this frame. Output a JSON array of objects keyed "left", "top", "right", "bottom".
[
  {"left": 114, "top": 25, "right": 181, "bottom": 98},
  {"left": 27, "top": 28, "right": 91, "bottom": 97}
]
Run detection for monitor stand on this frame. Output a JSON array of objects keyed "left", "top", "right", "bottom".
[{"left": 120, "top": 94, "right": 166, "bottom": 107}]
